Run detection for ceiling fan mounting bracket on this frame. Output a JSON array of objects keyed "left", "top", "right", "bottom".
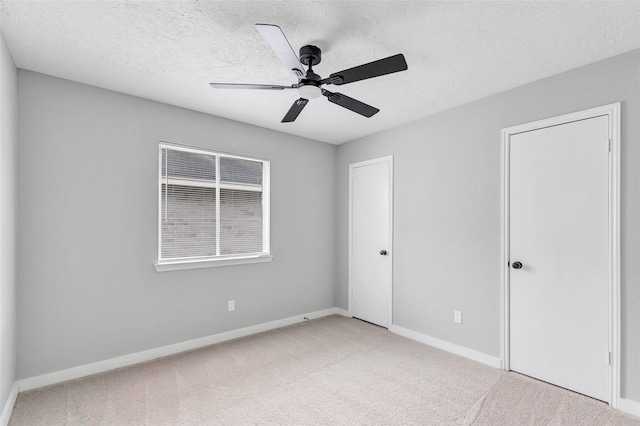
[{"left": 299, "top": 45, "right": 321, "bottom": 67}]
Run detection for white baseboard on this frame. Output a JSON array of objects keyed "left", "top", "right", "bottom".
[
  {"left": 335, "top": 307, "right": 349, "bottom": 317},
  {"left": 389, "top": 324, "right": 502, "bottom": 369},
  {"left": 18, "top": 307, "right": 340, "bottom": 392},
  {"left": 0, "top": 382, "right": 19, "bottom": 426},
  {"left": 619, "top": 398, "right": 640, "bottom": 418}
]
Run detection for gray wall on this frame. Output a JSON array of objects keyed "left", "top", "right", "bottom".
[
  {"left": 336, "top": 49, "right": 640, "bottom": 401},
  {"left": 0, "top": 31, "right": 18, "bottom": 409},
  {"left": 17, "top": 71, "right": 336, "bottom": 379}
]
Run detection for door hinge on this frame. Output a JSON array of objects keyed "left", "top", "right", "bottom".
[
  {"left": 608, "top": 351, "right": 612, "bottom": 366},
  {"left": 608, "top": 138, "right": 611, "bottom": 152}
]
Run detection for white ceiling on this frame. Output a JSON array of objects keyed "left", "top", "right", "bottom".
[{"left": 1, "top": 1, "right": 639, "bottom": 144}]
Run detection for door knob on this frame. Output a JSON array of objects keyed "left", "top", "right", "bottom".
[
  {"left": 512, "top": 261, "right": 523, "bottom": 269},
  {"left": 380, "top": 250, "right": 388, "bottom": 256}
]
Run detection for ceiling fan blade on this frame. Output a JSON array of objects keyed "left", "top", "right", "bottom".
[
  {"left": 255, "top": 24, "right": 305, "bottom": 78},
  {"left": 324, "top": 54, "right": 408, "bottom": 86},
  {"left": 281, "top": 98, "right": 309, "bottom": 122},
  {"left": 322, "top": 90, "right": 379, "bottom": 118},
  {"left": 209, "top": 83, "right": 298, "bottom": 90}
]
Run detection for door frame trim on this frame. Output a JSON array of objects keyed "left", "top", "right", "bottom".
[
  {"left": 348, "top": 155, "right": 394, "bottom": 328},
  {"left": 500, "top": 103, "right": 621, "bottom": 407}
]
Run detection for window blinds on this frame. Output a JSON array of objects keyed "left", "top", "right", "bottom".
[{"left": 159, "top": 145, "right": 267, "bottom": 262}]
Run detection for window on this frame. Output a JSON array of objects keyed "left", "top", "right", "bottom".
[{"left": 156, "top": 143, "right": 271, "bottom": 270}]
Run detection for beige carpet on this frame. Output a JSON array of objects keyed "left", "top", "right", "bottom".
[{"left": 9, "top": 315, "right": 640, "bottom": 425}]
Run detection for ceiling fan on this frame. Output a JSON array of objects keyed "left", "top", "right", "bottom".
[{"left": 209, "top": 24, "right": 408, "bottom": 123}]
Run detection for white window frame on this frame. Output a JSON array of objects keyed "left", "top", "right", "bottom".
[{"left": 154, "top": 142, "right": 272, "bottom": 272}]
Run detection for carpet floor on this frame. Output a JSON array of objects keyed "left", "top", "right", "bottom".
[{"left": 9, "top": 315, "right": 640, "bottom": 425}]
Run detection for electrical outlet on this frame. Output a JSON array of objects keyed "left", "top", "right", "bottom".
[
  {"left": 454, "top": 310, "right": 462, "bottom": 324},
  {"left": 228, "top": 300, "right": 235, "bottom": 312}
]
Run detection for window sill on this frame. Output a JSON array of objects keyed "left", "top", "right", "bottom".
[{"left": 154, "top": 255, "right": 273, "bottom": 272}]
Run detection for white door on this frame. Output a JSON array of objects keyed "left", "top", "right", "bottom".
[
  {"left": 509, "top": 115, "right": 609, "bottom": 401},
  {"left": 349, "top": 156, "right": 393, "bottom": 328}
]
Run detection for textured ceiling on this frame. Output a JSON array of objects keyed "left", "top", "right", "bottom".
[{"left": 1, "top": 1, "right": 639, "bottom": 144}]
